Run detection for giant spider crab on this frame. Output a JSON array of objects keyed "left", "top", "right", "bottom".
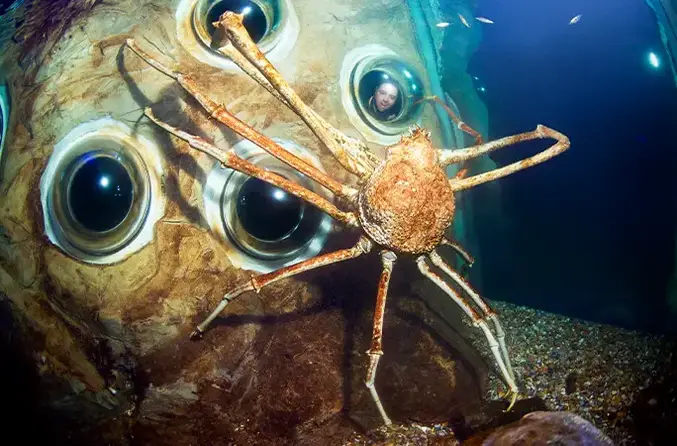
[{"left": 124, "top": 11, "right": 570, "bottom": 426}]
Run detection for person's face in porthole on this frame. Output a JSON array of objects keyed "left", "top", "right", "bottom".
[{"left": 373, "top": 82, "right": 399, "bottom": 113}]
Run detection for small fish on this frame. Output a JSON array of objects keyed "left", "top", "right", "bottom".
[
  {"left": 569, "top": 14, "right": 582, "bottom": 25},
  {"left": 475, "top": 17, "right": 494, "bottom": 24},
  {"left": 458, "top": 13, "right": 470, "bottom": 28},
  {"left": 436, "top": 22, "right": 450, "bottom": 28}
]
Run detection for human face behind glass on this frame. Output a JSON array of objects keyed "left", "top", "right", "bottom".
[{"left": 374, "top": 82, "right": 399, "bottom": 112}]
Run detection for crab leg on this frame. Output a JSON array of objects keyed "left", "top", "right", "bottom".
[
  {"left": 416, "top": 256, "right": 519, "bottom": 410},
  {"left": 217, "top": 43, "right": 293, "bottom": 108},
  {"left": 440, "top": 125, "right": 570, "bottom": 192},
  {"left": 441, "top": 237, "right": 475, "bottom": 267},
  {"left": 144, "top": 108, "right": 358, "bottom": 228},
  {"left": 417, "top": 95, "right": 484, "bottom": 146},
  {"left": 365, "top": 250, "right": 397, "bottom": 426},
  {"left": 416, "top": 95, "right": 484, "bottom": 180},
  {"left": 428, "top": 251, "right": 513, "bottom": 380},
  {"left": 192, "top": 237, "right": 373, "bottom": 338},
  {"left": 125, "top": 39, "right": 358, "bottom": 201},
  {"left": 215, "top": 12, "right": 380, "bottom": 179},
  {"left": 210, "top": 26, "right": 295, "bottom": 110}
]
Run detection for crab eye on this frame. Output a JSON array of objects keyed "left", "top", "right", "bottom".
[
  {"left": 204, "top": 139, "right": 331, "bottom": 272},
  {"left": 41, "top": 119, "right": 165, "bottom": 264}
]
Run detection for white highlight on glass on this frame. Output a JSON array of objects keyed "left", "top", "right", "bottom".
[{"left": 273, "top": 189, "right": 285, "bottom": 201}]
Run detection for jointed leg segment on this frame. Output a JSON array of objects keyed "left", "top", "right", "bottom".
[
  {"left": 191, "top": 237, "right": 373, "bottom": 339},
  {"left": 428, "top": 251, "right": 513, "bottom": 380},
  {"left": 416, "top": 95, "right": 485, "bottom": 180},
  {"left": 365, "top": 251, "right": 397, "bottom": 426},
  {"left": 143, "top": 108, "right": 359, "bottom": 228},
  {"left": 441, "top": 237, "right": 475, "bottom": 267},
  {"left": 441, "top": 125, "right": 570, "bottom": 192},
  {"left": 214, "top": 12, "right": 380, "bottom": 179},
  {"left": 417, "top": 255, "right": 519, "bottom": 410},
  {"left": 125, "top": 38, "right": 358, "bottom": 201},
  {"left": 417, "top": 95, "right": 485, "bottom": 146}
]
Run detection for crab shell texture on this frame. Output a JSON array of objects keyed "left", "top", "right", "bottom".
[{"left": 358, "top": 128, "right": 455, "bottom": 254}]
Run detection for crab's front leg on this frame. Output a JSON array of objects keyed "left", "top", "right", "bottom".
[
  {"left": 143, "top": 107, "right": 358, "bottom": 228},
  {"left": 215, "top": 12, "right": 380, "bottom": 179},
  {"left": 125, "top": 39, "right": 358, "bottom": 203}
]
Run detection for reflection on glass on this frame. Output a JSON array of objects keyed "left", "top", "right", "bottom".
[
  {"left": 205, "top": 0, "right": 268, "bottom": 43},
  {"left": 68, "top": 155, "right": 134, "bottom": 233},
  {"left": 236, "top": 177, "right": 303, "bottom": 242}
]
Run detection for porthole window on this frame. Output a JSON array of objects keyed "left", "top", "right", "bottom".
[
  {"left": 40, "top": 118, "right": 165, "bottom": 264},
  {"left": 176, "top": 0, "right": 299, "bottom": 71},
  {"left": 340, "top": 45, "right": 426, "bottom": 145},
  {"left": 194, "top": 0, "right": 273, "bottom": 47},
  {"left": 203, "top": 139, "right": 332, "bottom": 273}
]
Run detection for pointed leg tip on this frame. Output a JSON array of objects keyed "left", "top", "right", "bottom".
[
  {"left": 190, "top": 327, "right": 204, "bottom": 340},
  {"left": 503, "top": 392, "right": 518, "bottom": 412}
]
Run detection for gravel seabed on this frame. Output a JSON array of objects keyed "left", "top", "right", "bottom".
[
  {"left": 472, "top": 301, "right": 675, "bottom": 445},
  {"left": 345, "top": 301, "right": 675, "bottom": 445}
]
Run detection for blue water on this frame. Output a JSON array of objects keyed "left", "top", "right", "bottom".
[{"left": 449, "top": 0, "right": 677, "bottom": 332}]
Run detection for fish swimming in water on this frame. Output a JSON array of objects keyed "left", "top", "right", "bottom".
[
  {"left": 458, "top": 13, "right": 470, "bottom": 28},
  {"left": 569, "top": 14, "right": 582, "bottom": 25},
  {"left": 475, "top": 17, "right": 494, "bottom": 24},
  {"left": 436, "top": 22, "right": 450, "bottom": 28}
]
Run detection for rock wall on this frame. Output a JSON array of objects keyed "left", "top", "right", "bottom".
[{"left": 0, "top": 0, "right": 501, "bottom": 443}]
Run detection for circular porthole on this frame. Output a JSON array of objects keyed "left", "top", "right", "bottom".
[
  {"left": 176, "top": 0, "right": 299, "bottom": 71},
  {"left": 41, "top": 118, "right": 165, "bottom": 264},
  {"left": 340, "top": 45, "right": 426, "bottom": 145},
  {"left": 193, "top": 0, "right": 272, "bottom": 47},
  {"left": 203, "top": 139, "right": 332, "bottom": 273}
]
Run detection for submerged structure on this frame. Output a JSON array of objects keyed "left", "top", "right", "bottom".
[{"left": 2, "top": 0, "right": 666, "bottom": 444}]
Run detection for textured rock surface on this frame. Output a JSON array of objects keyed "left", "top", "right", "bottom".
[
  {"left": 465, "top": 411, "right": 614, "bottom": 446},
  {"left": 0, "top": 0, "right": 507, "bottom": 443}
]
